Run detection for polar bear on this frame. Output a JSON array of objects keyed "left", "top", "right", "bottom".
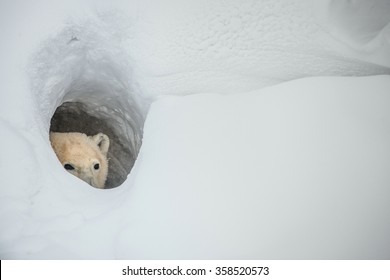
[{"left": 50, "top": 132, "right": 110, "bottom": 189}]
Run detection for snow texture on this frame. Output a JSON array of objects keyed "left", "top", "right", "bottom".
[{"left": 0, "top": 0, "right": 389, "bottom": 259}]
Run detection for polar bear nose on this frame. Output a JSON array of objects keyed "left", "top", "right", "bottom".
[{"left": 83, "top": 176, "right": 93, "bottom": 186}]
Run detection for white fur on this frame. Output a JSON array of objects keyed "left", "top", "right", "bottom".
[{"left": 50, "top": 132, "right": 109, "bottom": 188}]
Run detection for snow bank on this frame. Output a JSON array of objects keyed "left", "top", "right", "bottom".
[
  {"left": 318, "top": 0, "right": 390, "bottom": 68},
  {"left": 118, "top": 76, "right": 390, "bottom": 259},
  {"left": 2, "top": 76, "right": 390, "bottom": 259},
  {"left": 0, "top": 0, "right": 389, "bottom": 259},
  {"left": 126, "top": 0, "right": 390, "bottom": 97}
]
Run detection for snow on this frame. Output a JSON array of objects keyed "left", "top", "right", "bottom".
[{"left": 0, "top": 0, "right": 389, "bottom": 259}]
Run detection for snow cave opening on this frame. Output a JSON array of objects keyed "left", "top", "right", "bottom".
[
  {"left": 50, "top": 97, "right": 142, "bottom": 189},
  {"left": 31, "top": 26, "right": 146, "bottom": 189}
]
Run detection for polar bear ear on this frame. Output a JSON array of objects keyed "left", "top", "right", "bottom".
[{"left": 91, "top": 133, "right": 110, "bottom": 156}]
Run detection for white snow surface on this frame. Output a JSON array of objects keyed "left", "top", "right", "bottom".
[{"left": 0, "top": 0, "right": 389, "bottom": 259}]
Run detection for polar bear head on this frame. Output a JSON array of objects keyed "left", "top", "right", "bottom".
[{"left": 50, "top": 132, "right": 109, "bottom": 189}]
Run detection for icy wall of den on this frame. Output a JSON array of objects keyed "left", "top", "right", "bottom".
[{"left": 0, "top": 0, "right": 389, "bottom": 259}]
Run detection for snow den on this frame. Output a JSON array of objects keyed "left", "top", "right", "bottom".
[{"left": 30, "top": 24, "right": 145, "bottom": 188}]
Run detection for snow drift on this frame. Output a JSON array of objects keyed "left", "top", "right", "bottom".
[{"left": 0, "top": 0, "right": 389, "bottom": 259}]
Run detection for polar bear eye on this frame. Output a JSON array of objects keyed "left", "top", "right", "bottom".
[
  {"left": 64, "top": 164, "right": 75, "bottom": 170},
  {"left": 94, "top": 163, "right": 100, "bottom": 170}
]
